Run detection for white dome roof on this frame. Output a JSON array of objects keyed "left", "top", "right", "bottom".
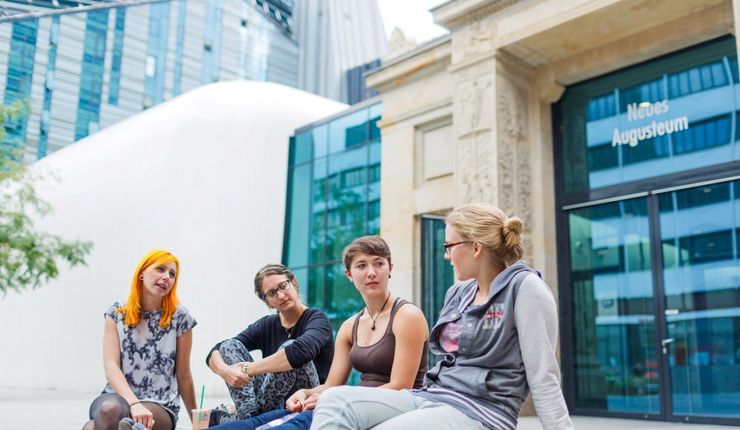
[{"left": 0, "top": 81, "right": 347, "bottom": 394}]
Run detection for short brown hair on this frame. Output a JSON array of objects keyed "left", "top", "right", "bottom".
[
  {"left": 342, "top": 235, "right": 392, "bottom": 271},
  {"left": 253, "top": 263, "right": 297, "bottom": 301}
]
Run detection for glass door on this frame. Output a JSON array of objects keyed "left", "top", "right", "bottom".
[
  {"left": 657, "top": 179, "right": 740, "bottom": 421},
  {"left": 566, "top": 197, "right": 661, "bottom": 416}
]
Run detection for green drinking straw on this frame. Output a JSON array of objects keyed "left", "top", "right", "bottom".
[{"left": 198, "top": 384, "right": 205, "bottom": 422}]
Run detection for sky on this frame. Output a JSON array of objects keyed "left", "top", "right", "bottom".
[{"left": 376, "top": 0, "right": 449, "bottom": 44}]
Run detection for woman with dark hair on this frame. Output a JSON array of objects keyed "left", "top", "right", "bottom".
[
  {"left": 210, "top": 235, "right": 429, "bottom": 430},
  {"left": 206, "top": 263, "right": 335, "bottom": 424},
  {"left": 311, "top": 204, "right": 574, "bottom": 430},
  {"left": 83, "top": 249, "right": 197, "bottom": 430}
]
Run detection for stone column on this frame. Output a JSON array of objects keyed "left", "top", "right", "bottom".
[{"left": 450, "top": 15, "right": 536, "bottom": 241}]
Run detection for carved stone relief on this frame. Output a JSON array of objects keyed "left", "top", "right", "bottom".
[
  {"left": 496, "top": 77, "right": 533, "bottom": 232},
  {"left": 456, "top": 75, "right": 494, "bottom": 137},
  {"left": 451, "top": 16, "right": 495, "bottom": 64},
  {"left": 456, "top": 131, "right": 494, "bottom": 205}
]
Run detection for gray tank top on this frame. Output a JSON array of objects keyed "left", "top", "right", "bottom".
[{"left": 349, "top": 297, "right": 429, "bottom": 388}]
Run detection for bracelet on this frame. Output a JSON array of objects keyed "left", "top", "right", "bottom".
[
  {"left": 241, "top": 362, "right": 250, "bottom": 377},
  {"left": 129, "top": 400, "right": 142, "bottom": 407}
]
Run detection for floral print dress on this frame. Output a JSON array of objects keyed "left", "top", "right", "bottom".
[{"left": 103, "top": 302, "right": 197, "bottom": 422}]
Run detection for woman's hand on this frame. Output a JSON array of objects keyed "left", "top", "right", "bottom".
[
  {"left": 130, "top": 403, "right": 155, "bottom": 429},
  {"left": 301, "top": 392, "right": 321, "bottom": 411},
  {"left": 220, "top": 362, "right": 250, "bottom": 387},
  {"left": 285, "top": 389, "right": 308, "bottom": 412}
]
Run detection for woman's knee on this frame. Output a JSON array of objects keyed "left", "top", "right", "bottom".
[
  {"left": 220, "top": 339, "right": 253, "bottom": 364},
  {"left": 97, "top": 398, "right": 126, "bottom": 419}
]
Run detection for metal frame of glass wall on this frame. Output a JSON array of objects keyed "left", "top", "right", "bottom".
[{"left": 554, "top": 36, "right": 740, "bottom": 425}]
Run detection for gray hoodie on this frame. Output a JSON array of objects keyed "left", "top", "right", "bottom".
[{"left": 415, "top": 261, "right": 574, "bottom": 430}]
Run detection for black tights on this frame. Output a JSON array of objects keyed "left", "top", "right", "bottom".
[{"left": 82, "top": 393, "right": 174, "bottom": 430}]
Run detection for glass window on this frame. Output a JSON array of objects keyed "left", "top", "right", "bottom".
[
  {"left": 143, "top": 1, "right": 170, "bottom": 107},
  {"left": 172, "top": 0, "right": 187, "bottom": 96},
  {"left": 285, "top": 163, "right": 311, "bottom": 268},
  {"left": 38, "top": 16, "right": 60, "bottom": 159},
  {"left": 201, "top": 0, "right": 224, "bottom": 84},
  {"left": 328, "top": 109, "right": 369, "bottom": 154},
  {"left": 559, "top": 38, "right": 739, "bottom": 197},
  {"left": 3, "top": 19, "right": 38, "bottom": 147},
  {"left": 75, "top": 10, "right": 109, "bottom": 141},
  {"left": 108, "top": 7, "right": 126, "bottom": 105},
  {"left": 293, "top": 131, "right": 313, "bottom": 165}
]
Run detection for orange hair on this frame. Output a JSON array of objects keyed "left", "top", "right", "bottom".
[{"left": 116, "top": 249, "right": 181, "bottom": 328}]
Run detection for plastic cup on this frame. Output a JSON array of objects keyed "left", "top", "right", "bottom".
[{"left": 191, "top": 408, "right": 211, "bottom": 429}]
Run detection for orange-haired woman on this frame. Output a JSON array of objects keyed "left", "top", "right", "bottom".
[{"left": 82, "top": 250, "right": 197, "bottom": 430}]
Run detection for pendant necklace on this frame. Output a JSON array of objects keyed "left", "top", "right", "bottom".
[{"left": 367, "top": 292, "right": 391, "bottom": 331}]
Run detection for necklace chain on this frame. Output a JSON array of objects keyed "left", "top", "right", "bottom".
[{"left": 367, "top": 293, "right": 391, "bottom": 331}]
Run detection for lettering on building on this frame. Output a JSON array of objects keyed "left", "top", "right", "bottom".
[{"left": 611, "top": 100, "right": 689, "bottom": 148}]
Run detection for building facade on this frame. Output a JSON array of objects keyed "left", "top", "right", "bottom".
[
  {"left": 0, "top": 0, "right": 298, "bottom": 161},
  {"left": 361, "top": 0, "right": 739, "bottom": 425},
  {"left": 293, "top": 0, "right": 387, "bottom": 104}
]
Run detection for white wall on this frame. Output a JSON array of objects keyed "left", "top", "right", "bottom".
[{"left": 0, "top": 81, "right": 346, "bottom": 397}]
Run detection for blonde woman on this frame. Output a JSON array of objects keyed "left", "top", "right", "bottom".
[
  {"left": 83, "top": 250, "right": 197, "bottom": 430},
  {"left": 311, "top": 204, "right": 573, "bottom": 430}
]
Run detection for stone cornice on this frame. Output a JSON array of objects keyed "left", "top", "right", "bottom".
[
  {"left": 431, "top": 0, "right": 519, "bottom": 30},
  {"left": 365, "top": 35, "right": 452, "bottom": 93}
]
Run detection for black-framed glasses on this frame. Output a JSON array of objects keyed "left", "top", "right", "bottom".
[
  {"left": 263, "top": 280, "right": 292, "bottom": 299},
  {"left": 443, "top": 241, "right": 471, "bottom": 255}
]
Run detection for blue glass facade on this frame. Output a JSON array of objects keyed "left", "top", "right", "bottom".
[
  {"left": 0, "top": 0, "right": 299, "bottom": 160},
  {"left": 75, "top": 10, "right": 109, "bottom": 141},
  {"left": 283, "top": 102, "right": 382, "bottom": 331},
  {"left": 201, "top": 0, "right": 224, "bottom": 84},
  {"left": 107, "top": 8, "right": 126, "bottom": 106},
  {"left": 171, "top": 0, "right": 187, "bottom": 96},
  {"left": 38, "top": 16, "right": 59, "bottom": 159},
  {"left": 3, "top": 19, "right": 38, "bottom": 147},
  {"left": 557, "top": 37, "right": 740, "bottom": 423},
  {"left": 143, "top": 2, "right": 170, "bottom": 108}
]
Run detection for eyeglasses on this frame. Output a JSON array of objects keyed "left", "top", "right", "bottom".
[
  {"left": 443, "top": 241, "right": 471, "bottom": 255},
  {"left": 263, "top": 280, "right": 293, "bottom": 299}
]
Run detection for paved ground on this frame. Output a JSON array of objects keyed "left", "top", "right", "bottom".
[{"left": 0, "top": 387, "right": 733, "bottom": 430}]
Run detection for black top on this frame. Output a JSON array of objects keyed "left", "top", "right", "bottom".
[{"left": 207, "top": 307, "right": 334, "bottom": 383}]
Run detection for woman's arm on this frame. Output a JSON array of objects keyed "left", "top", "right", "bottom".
[
  {"left": 176, "top": 329, "right": 196, "bottom": 423},
  {"left": 248, "top": 311, "right": 333, "bottom": 376},
  {"left": 285, "top": 318, "right": 354, "bottom": 412},
  {"left": 381, "top": 305, "right": 429, "bottom": 390},
  {"left": 516, "top": 275, "right": 574, "bottom": 430},
  {"left": 102, "top": 316, "right": 155, "bottom": 428}
]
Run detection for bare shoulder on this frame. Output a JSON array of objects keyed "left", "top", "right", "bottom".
[
  {"left": 393, "top": 302, "right": 428, "bottom": 333},
  {"left": 336, "top": 315, "right": 356, "bottom": 344}
]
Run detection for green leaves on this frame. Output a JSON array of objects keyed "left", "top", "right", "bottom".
[{"left": 0, "top": 102, "right": 93, "bottom": 296}]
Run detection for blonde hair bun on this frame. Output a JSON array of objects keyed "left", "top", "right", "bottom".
[{"left": 502, "top": 216, "right": 523, "bottom": 251}]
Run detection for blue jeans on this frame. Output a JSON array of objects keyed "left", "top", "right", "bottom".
[{"left": 210, "top": 409, "right": 314, "bottom": 430}]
